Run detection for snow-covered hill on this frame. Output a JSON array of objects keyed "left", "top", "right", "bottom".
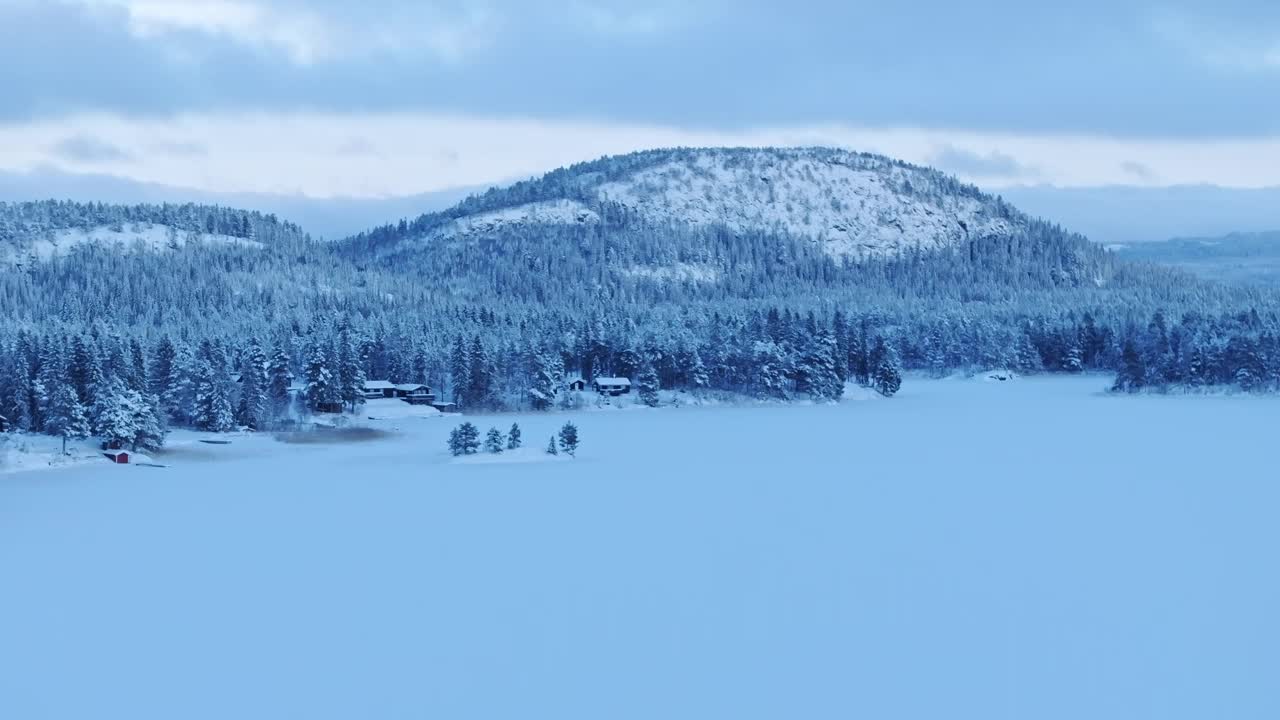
[
  {"left": 1, "top": 223, "right": 262, "bottom": 264},
  {"left": 367, "top": 147, "right": 1029, "bottom": 260}
]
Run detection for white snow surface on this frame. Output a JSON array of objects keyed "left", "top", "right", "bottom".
[
  {"left": 3, "top": 376, "right": 1278, "bottom": 719},
  {"left": 596, "top": 151, "right": 1016, "bottom": 259},
  {"left": 424, "top": 199, "right": 600, "bottom": 244},
  {"left": 426, "top": 149, "right": 1023, "bottom": 260},
  {"left": 1, "top": 223, "right": 261, "bottom": 263}
]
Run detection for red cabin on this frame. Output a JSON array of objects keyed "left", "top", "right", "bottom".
[{"left": 104, "top": 451, "right": 130, "bottom": 464}]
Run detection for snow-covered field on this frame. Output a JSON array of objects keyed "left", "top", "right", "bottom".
[{"left": 2, "top": 376, "right": 1278, "bottom": 719}]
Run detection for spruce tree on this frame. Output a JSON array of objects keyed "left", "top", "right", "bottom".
[
  {"left": 237, "top": 339, "right": 268, "bottom": 430},
  {"left": 267, "top": 344, "right": 293, "bottom": 419},
  {"left": 637, "top": 362, "right": 661, "bottom": 407},
  {"left": 485, "top": 426, "right": 504, "bottom": 454},
  {"left": 558, "top": 421, "right": 579, "bottom": 457},
  {"left": 507, "top": 422, "right": 522, "bottom": 450},
  {"left": 546, "top": 435, "right": 558, "bottom": 455},
  {"left": 869, "top": 338, "right": 903, "bottom": 398},
  {"left": 45, "top": 384, "right": 90, "bottom": 443},
  {"left": 193, "top": 360, "right": 235, "bottom": 431}
]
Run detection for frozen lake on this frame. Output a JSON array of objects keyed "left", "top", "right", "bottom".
[{"left": 2, "top": 376, "right": 1278, "bottom": 719}]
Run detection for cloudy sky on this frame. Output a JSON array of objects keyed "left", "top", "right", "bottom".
[{"left": 3, "top": 0, "right": 1280, "bottom": 198}]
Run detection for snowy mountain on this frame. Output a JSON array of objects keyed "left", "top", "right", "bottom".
[
  {"left": 1111, "top": 231, "right": 1280, "bottom": 287},
  {"left": 351, "top": 147, "right": 1031, "bottom": 261}
]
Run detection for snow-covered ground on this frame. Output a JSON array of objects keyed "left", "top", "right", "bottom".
[
  {"left": 3, "top": 376, "right": 1279, "bottom": 719},
  {"left": 0, "top": 223, "right": 262, "bottom": 264}
]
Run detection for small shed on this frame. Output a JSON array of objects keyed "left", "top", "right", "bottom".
[
  {"left": 432, "top": 402, "right": 460, "bottom": 414},
  {"left": 104, "top": 450, "right": 130, "bottom": 464},
  {"left": 566, "top": 378, "right": 586, "bottom": 392},
  {"left": 593, "top": 377, "right": 632, "bottom": 396}
]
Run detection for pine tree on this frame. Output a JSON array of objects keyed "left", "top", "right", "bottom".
[
  {"left": 452, "top": 422, "right": 480, "bottom": 454},
  {"left": 507, "top": 422, "right": 522, "bottom": 450},
  {"left": 869, "top": 337, "right": 903, "bottom": 398},
  {"left": 150, "top": 336, "right": 177, "bottom": 399},
  {"left": 558, "top": 421, "right": 579, "bottom": 457},
  {"left": 449, "top": 335, "right": 470, "bottom": 407},
  {"left": 193, "top": 360, "right": 235, "bottom": 431},
  {"left": 448, "top": 426, "right": 465, "bottom": 456},
  {"left": 468, "top": 335, "right": 492, "bottom": 409},
  {"left": 2, "top": 350, "right": 33, "bottom": 432},
  {"left": 92, "top": 380, "right": 136, "bottom": 448},
  {"left": 337, "top": 319, "right": 367, "bottom": 412},
  {"left": 485, "top": 426, "right": 505, "bottom": 454},
  {"left": 1112, "top": 339, "right": 1146, "bottom": 393},
  {"left": 304, "top": 338, "right": 338, "bottom": 413},
  {"left": 267, "top": 344, "right": 293, "bottom": 419},
  {"left": 688, "top": 348, "right": 709, "bottom": 391},
  {"left": 44, "top": 384, "right": 90, "bottom": 443},
  {"left": 546, "top": 435, "right": 558, "bottom": 455},
  {"left": 637, "top": 362, "right": 661, "bottom": 407},
  {"left": 237, "top": 339, "right": 268, "bottom": 430},
  {"left": 529, "top": 348, "right": 563, "bottom": 411}
]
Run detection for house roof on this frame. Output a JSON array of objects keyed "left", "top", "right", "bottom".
[
  {"left": 395, "top": 383, "right": 430, "bottom": 392},
  {"left": 595, "top": 377, "right": 632, "bottom": 385},
  {"left": 363, "top": 380, "right": 397, "bottom": 390}
]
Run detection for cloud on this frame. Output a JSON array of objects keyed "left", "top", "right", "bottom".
[
  {"left": 1120, "top": 160, "right": 1155, "bottom": 181},
  {"left": 75, "top": 0, "right": 497, "bottom": 65},
  {"left": 7, "top": 112, "right": 1280, "bottom": 198},
  {"left": 930, "top": 145, "right": 1036, "bottom": 180},
  {"left": 51, "top": 134, "right": 134, "bottom": 163},
  {"left": 1150, "top": 10, "right": 1280, "bottom": 72}
]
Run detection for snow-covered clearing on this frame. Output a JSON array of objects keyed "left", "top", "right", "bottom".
[{"left": 2, "top": 376, "right": 1278, "bottom": 719}]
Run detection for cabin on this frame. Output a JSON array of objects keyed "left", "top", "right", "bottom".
[
  {"left": 314, "top": 401, "right": 344, "bottom": 414},
  {"left": 104, "top": 450, "right": 130, "bottom": 464},
  {"left": 593, "top": 377, "right": 632, "bottom": 396},
  {"left": 432, "top": 402, "right": 460, "bottom": 414},
  {"left": 361, "top": 380, "right": 398, "bottom": 399},
  {"left": 566, "top": 378, "right": 586, "bottom": 392},
  {"left": 395, "top": 384, "right": 437, "bottom": 405}
]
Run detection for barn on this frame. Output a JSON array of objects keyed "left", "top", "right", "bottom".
[
  {"left": 593, "top": 377, "right": 632, "bottom": 396},
  {"left": 104, "top": 450, "right": 130, "bottom": 464}
]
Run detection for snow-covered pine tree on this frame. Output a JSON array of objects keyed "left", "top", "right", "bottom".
[
  {"left": 449, "top": 335, "right": 470, "bottom": 407},
  {"left": 2, "top": 350, "right": 33, "bottom": 432},
  {"left": 267, "top": 343, "right": 293, "bottom": 419},
  {"left": 44, "top": 384, "right": 90, "bottom": 444},
  {"left": 455, "top": 422, "right": 480, "bottom": 454},
  {"left": 92, "top": 380, "right": 137, "bottom": 448},
  {"left": 869, "top": 337, "right": 903, "bottom": 397},
  {"left": 237, "top": 339, "right": 268, "bottom": 430},
  {"left": 529, "top": 348, "right": 563, "bottom": 411},
  {"left": 468, "top": 335, "right": 492, "bottom": 410},
  {"left": 192, "top": 360, "right": 235, "bottom": 431},
  {"left": 507, "top": 422, "right": 522, "bottom": 450},
  {"left": 558, "top": 421, "right": 579, "bottom": 457},
  {"left": 304, "top": 337, "right": 338, "bottom": 414},
  {"left": 337, "top": 319, "right": 367, "bottom": 412},
  {"left": 149, "top": 336, "right": 177, "bottom": 399},
  {"left": 546, "top": 435, "right": 558, "bottom": 455},
  {"left": 637, "top": 362, "right": 661, "bottom": 407},
  {"left": 1112, "top": 339, "right": 1147, "bottom": 393},
  {"left": 485, "top": 427, "right": 504, "bottom": 453}
]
